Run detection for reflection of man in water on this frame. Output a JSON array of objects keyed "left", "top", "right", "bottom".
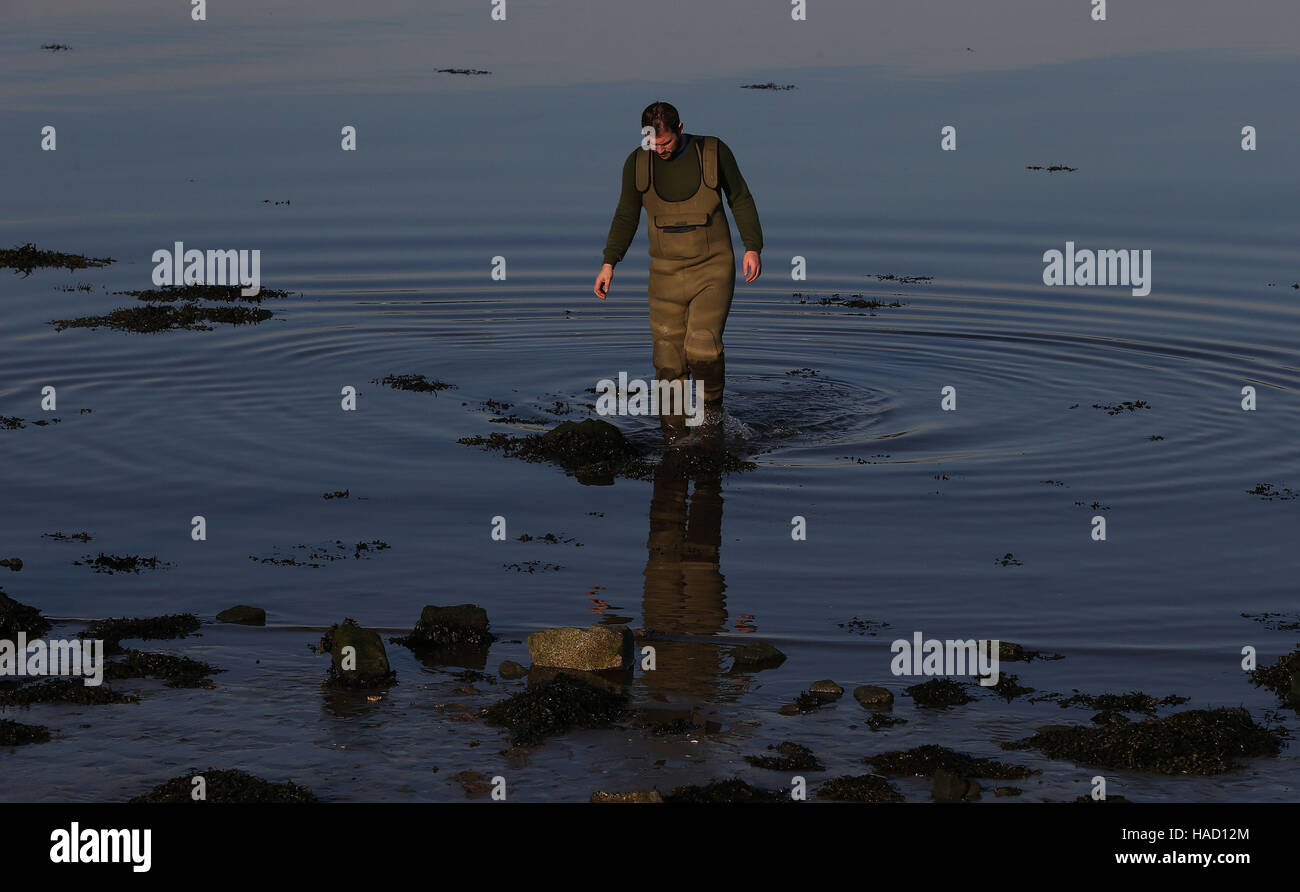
[
  {"left": 594, "top": 101, "right": 764, "bottom": 444},
  {"left": 641, "top": 451, "right": 727, "bottom": 699}
]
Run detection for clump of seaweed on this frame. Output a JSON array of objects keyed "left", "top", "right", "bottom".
[
  {"left": 1250, "top": 647, "right": 1300, "bottom": 708},
  {"left": 989, "top": 674, "right": 1034, "bottom": 701},
  {"left": 1004, "top": 707, "right": 1283, "bottom": 775},
  {"left": 1, "top": 243, "right": 113, "bottom": 276},
  {"left": 868, "top": 744, "right": 1036, "bottom": 779},
  {"left": 816, "top": 774, "right": 904, "bottom": 802},
  {"left": 114, "top": 284, "right": 291, "bottom": 304},
  {"left": 128, "top": 769, "right": 318, "bottom": 803},
  {"left": 51, "top": 302, "right": 273, "bottom": 332},
  {"left": 80, "top": 614, "right": 201, "bottom": 655},
  {"left": 73, "top": 553, "right": 171, "bottom": 574},
  {"left": 663, "top": 779, "right": 787, "bottom": 802},
  {"left": 104, "top": 650, "right": 224, "bottom": 689},
  {"left": 374, "top": 373, "right": 456, "bottom": 394},
  {"left": 0, "top": 679, "right": 138, "bottom": 706},
  {"left": 482, "top": 673, "right": 628, "bottom": 746},
  {"left": 744, "top": 741, "right": 825, "bottom": 771},
  {"left": 1042, "top": 690, "right": 1190, "bottom": 715},
  {"left": 904, "top": 678, "right": 972, "bottom": 707}
]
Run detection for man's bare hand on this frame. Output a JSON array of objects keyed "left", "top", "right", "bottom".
[
  {"left": 742, "top": 251, "right": 761, "bottom": 283},
  {"left": 594, "top": 263, "right": 614, "bottom": 299}
]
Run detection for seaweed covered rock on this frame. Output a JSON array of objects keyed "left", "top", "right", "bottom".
[
  {"left": 1005, "top": 707, "right": 1283, "bottom": 775},
  {"left": 0, "top": 718, "right": 52, "bottom": 747},
  {"left": 0, "top": 590, "right": 51, "bottom": 640},
  {"left": 321, "top": 618, "right": 395, "bottom": 688},
  {"left": 394, "top": 604, "right": 496, "bottom": 650},
  {"left": 215, "top": 605, "right": 266, "bottom": 626},
  {"left": 816, "top": 774, "right": 904, "bottom": 803},
  {"left": 104, "top": 650, "right": 224, "bottom": 689},
  {"left": 80, "top": 614, "right": 201, "bottom": 655},
  {"left": 527, "top": 624, "right": 633, "bottom": 671},
  {"left": 0, "top": 678, "right": 138, "bottom": 706},
  {"left": 482, "top": 673, "right": 628, "bottom": 746},
  {"left": 744, "top": 741, "right": 824, "bottom": 771},
  {"left": 904, "top": 678, "right": 972, "bottom": 707},
  {"left": 128, "top": 769, "right": 318, "bottom": 803},
  {"left": 868, "top": 745, "right": 1036, "bottom": 779}
]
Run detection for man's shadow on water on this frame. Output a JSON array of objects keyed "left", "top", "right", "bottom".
[{"left": 640, "top": 436, "right": 731, "bottom": 704}]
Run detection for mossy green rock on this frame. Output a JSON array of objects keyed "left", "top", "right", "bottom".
[
  {"left": 323, "top": 619, "right": 393, "bottom": 686},
  {"left": 853, "top": 685, "right": 894, "bottom": 710},
  {"left": 730, "top": 640, "right": 787, "bottom": 670},
  {"left": 527, "top": 624, "right": 633, "bottom": 671},
  {"left": 216, "top": 605, "right": 266, "bottom": 626}
]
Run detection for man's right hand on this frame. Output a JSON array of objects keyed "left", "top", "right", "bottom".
[{"left": 594, "top": 263, "right": 614, "bottom": 299}]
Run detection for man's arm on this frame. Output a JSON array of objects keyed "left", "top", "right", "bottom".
[
  {"left": 601, "top": 151, "right": 643, "bottom": 267},
  {"left": 716, "top": 139, "right": 763, "bottom": 255}
]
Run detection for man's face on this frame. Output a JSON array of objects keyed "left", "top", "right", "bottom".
[{"left": 653, "top": 125, "right": 682, "bottom": 159}]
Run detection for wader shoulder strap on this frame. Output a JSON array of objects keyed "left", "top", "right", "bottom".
[
  {"left": 700, "top": 136, "right": 719, "bottom": 191},
  {"left": 635, "top": 147, "right": 651, "bottom": 194}
]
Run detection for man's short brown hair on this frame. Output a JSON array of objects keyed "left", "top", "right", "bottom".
[{"left": 641, "top": 101, "right": 681, "bottom": 135}]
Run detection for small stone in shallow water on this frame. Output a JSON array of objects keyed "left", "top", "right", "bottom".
[
  {"left": 215, "top": 605, "right": 265, "bottom": 626},
  {"left": 809, "top": 679, "right": 843, "bottom": 700},
  {"left": 853, "top": 685, "right": 894, "bottom": 710}
]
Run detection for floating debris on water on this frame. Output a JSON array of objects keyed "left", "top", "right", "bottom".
[
  {"left": 374, "top": 373, "right": 457, "bottom": 394},
  {"left": 1, "top": 243, "right": 113, "bottom": 276},
  {"left": 73, "top": 553, "right": 171, "bottom": 574}
]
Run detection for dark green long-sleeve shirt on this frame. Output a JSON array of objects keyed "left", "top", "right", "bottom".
[{"left": 602, "top": 133, "right": 763, "bottom": 266}]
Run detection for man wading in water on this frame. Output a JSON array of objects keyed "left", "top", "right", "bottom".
[{"left": 594, "top": 102, "right": 763, "bottom": 445}]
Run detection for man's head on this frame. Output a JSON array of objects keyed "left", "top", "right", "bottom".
[{"left": 642, "top": 101, "right": 684, "bottom": 159}]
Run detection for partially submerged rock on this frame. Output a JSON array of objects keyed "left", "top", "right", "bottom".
[
  {"left": 128, "top": 769, "right": 317, "bottom": 803},
  {"left": 0, "top": 590, "right": 51, "bottom": 640},
  {"left": 933, "top": 769, "right": 981, "bottom": 802},
  {"left": 853, "top": 685, "right": 895, "bottom": 711},
  {"left": 498, "top": 660, "right": 527, "bottom": 680},
  {"left": 868, "top": 745, "right": 1036, "bottom": 779},
  {"left": 1005, "top": 707, "right": 1283, "bottom": 775},
  {"left": 215, "top": 605, "right": 266, "bottom": 626},
  {"left": 394, "top": 604, "right": 496, "bottom": 650},
  {"left": 0, "top": 718, "right": 52, "bottom": 747},
  {"left": 527, "top": 624, "right": 633, "bottom": 671},
  {"left": 816, "top": 774, "right": 904, "bottom": 803},
  {"left": 809, "top": 679, "right": 843, "bottom": 700},
  {"left": 729, "top": 640, "right": 786, "bottom": 671},
  {"left": 744, "top": 741, "right": 825, "bottom": 771},
  {"left": 320, "top": 618, "right": 395, "bottom": 688},
  {"left": 482, "top": 673, "right": 628, "bottom": 746}
]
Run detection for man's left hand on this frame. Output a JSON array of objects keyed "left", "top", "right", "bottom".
[{"left": 742, "top": 251, "right": 761, "bottom": 283}]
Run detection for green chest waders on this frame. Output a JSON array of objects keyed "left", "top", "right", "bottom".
[{"left": 635, "top": 136, "right": 736, "bottom": 434}]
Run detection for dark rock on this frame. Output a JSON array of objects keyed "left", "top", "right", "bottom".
[
  {"left": 498, "top": 660, "right": 527, "bottom": 680},
  {"left": 128, "top": 769, "right": 317, "bottom": 803},
  {"left": 215, "top": 605, "right": 266, "bottom": 626},
  {"left": 321, "top": 618, "right": 394, "bottom": 688},
  {"left": 729, "top": 640, "right": 786, "bottom": 671},
  {"left": 395, "top": 604, "right": 496, "bottom": 650},
  {"left": 853, "top": 685, "right": 894, "bottom": 710}
]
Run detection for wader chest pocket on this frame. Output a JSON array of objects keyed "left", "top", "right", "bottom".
[
  {"left": 652, "top": 213, "right": 710, "bottom": 260},
  {"left": 655, "top": 212, "right": 710, "bottom": 233}
]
